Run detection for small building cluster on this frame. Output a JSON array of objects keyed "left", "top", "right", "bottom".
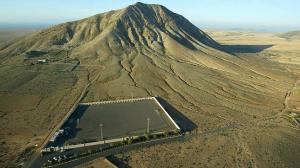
[{"left": 37, "top": 59, "right": 47, "bottom": 64}]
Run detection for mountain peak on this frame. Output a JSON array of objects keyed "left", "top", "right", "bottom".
[
  {"left": 131, "top": 2, "right": 160, "bottom": 7},
  {"left": 125, "top": 1, "right": 169, "bottom": 16},
  {"left": 133, "top": 2, "right": 147, "bottom": 6},
  {"left": 0, "top": 2, "right": 220, "bottom": 58}
]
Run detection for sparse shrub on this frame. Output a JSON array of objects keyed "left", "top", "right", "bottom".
[{"left": 127, "top": 138, "right": 133, "bottom": 144}]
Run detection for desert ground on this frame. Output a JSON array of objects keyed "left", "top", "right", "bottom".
[
  {"left": 0, "top": 29, "right": 38, "bottom": 44},
  {"left": 107, "top": 30, "right": 300, "bottom": 168},
  {"left": 0, "top": 3, "right": 299, "bottom": 168},
  {"left": 207, "top": 30, "right": 300, "bottom": 65},
  {"left": 75, "top": 157, "right": 115, "bottom": 168}
]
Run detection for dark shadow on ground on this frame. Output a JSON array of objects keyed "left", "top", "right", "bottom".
[
  {"left": 155, "top": 97, "right": 197, "bottom": 132},
  {"left": 221, "top": 44, "right": 273, "bottom": 53},
  {"left": 106, "top": 155, "right": 130, "bottom": 168},
  {"left": 46, "top": 105, "right": 88, "bottom": 148},
  {"left": 24, "top": 50, "right": 48, "bottom": 59}
]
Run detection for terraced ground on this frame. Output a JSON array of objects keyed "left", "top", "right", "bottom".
[{"left": 0, "top": 3, "right": 300, "bottom": 168}]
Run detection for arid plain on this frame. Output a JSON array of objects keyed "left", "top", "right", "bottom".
[{"left": 0, "top": 3, "right": 300, "bottom": 168}]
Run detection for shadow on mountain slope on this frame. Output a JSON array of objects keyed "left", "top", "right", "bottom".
[{"left": 222, "top": 44, "right": 273, "bottom": 53}]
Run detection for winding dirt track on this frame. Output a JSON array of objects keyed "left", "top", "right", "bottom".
[{"left": 280, "top": 78, "right": 299, "bottom": 114}]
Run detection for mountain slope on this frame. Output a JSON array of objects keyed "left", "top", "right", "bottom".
[
  {"left": 0, "top": 2, "right": 220, "bottom": 60},
  {"left": 0, "top": 2, "right": 244, "bottom": 74},
  {"left": 0, "top": 2, "right": 299, "bottom": 168}
]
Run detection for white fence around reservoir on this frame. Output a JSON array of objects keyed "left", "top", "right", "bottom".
[
  {"left": 79, "top": 97, "right": 154, "bottom": 105},
  {"left": 42, "top": 130, "right": 176, "bottom": 153},
  {"left": 42, "top": 133, "right": 151, "bottom": 153},
  {"left": 43, "top": 97, "right": 181, "bottom": 153},
  {"left": 153, "top": 97, "right": 181, "bottom": 130},
  {"left": 80, "top": 97, "right": 180, "bottom": 130}
]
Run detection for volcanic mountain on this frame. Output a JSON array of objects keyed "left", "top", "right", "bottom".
[
  {"left": 0, "top": 2, "right": 299, "bottom": 168},
  {"left": 0, "top": 2, "right": 226, "bottom": 65}
]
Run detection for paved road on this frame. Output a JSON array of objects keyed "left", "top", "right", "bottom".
[
  {"left": 31, "top": 135, "right": 184, "bottom": 168},
  {"left": 27, "top": 142, "right": 110, "bottom": 168}
]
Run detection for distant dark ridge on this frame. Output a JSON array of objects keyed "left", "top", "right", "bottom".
[
  {"left": 279, "top": 31, "right": 300, "bottom": 40},
  {"left": 0, "top": 22, "right": 52, "bottom": 29}
]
